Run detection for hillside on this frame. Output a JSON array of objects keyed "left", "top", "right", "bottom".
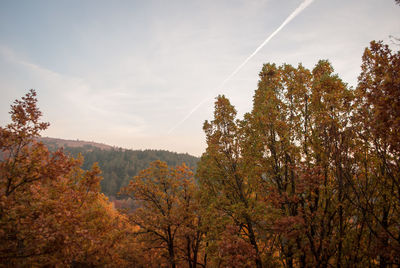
[
  {"left": 39, "top": 137, "right": 115, "bottom": 150},
  {"left": 40, "top": 137, "right": 199, "bottom": 197}
]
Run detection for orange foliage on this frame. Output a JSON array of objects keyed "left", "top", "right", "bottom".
[{"left": 0, "top": 90, "right": 131, "bottom": 266}]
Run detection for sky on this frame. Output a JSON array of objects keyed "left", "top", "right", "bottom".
[{"left": 0, "top": 0, "right": 399, "bottom": 156}]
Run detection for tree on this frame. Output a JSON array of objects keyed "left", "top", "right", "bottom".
[
  {"left": 243, "top": 61, "right": 356, "bottom": 267},
  {"left": 0, "top": 90, "right": 130, "bottom": 266},
  {"left": 197, "top": 95, "right": 267, "bottom": 268},
  {"left": 120, "top": 160, "right": 204, "bottom": 268},
  {"left": 350, "top": 41, "right": 400, "bottom": 266}
]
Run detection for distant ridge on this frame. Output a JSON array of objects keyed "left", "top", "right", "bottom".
[{"left": 39, "top": 137, "right": 115, "bottom": 151}]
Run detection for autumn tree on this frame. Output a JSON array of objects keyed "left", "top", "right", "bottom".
[
  {"left": 240, "top": 60, "right": 357, "bottom": 267},
  {"left": 0, "top": 90, "right": 130, "bottom": 267},
  {"left": 197, "top": 95, "right": 270, "bottom": 268},
  {"left": 349, "top": 41, "right": 400, "bottom": 266},
  {"left": 120, "top": 160, "right": 205, "bottom": 268}
]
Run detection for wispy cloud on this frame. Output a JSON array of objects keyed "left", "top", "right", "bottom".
[{"left": 0, "top": 45, "right": 149, "bottom": 137}]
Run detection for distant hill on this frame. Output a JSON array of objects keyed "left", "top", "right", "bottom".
[
  {"left": 39, "top": 137, "right": 199, "bottom": 198},
  {"left": 39, "top": 137, "right": 115, "bottom": 151}
]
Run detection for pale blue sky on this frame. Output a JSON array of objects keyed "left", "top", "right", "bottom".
[{"left": 1, "top": 0, "right": 399, "bottom": 156}]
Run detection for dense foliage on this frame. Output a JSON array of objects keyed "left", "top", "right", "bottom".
[
  {"left": 1, "top": 40, "right": 399, "bottom": 267},
  {"left": 197, "top": 40, "right": 400, "bottom": 267}
]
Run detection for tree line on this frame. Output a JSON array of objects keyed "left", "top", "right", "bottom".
[{"left": 0, "top": 40, "right": 399, "bottom": 267}]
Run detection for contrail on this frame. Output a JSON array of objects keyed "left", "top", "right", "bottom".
[{"left": 168, "top": 0, "right": 314, "bottom": 135}]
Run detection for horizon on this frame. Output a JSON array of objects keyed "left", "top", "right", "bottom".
[
  {"left": 39, "top": 136, "right": 198, "bottom": 156},
  {"left": 1, "top": 0, "right": 399, "bottom": 157}
]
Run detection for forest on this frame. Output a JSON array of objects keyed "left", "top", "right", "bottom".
[
  {"left": 0, "top": 40, "right": 399, "bottom": 267},
  {"left": 41, "top": 139, "right": 199, "bottom": 198}
]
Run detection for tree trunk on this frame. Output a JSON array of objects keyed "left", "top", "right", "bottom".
[{"left": 246, "top": 217, "right": 262, "bottom": 268}]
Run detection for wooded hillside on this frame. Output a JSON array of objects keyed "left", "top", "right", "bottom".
[{"left": 40, "top": 138, "right": 199, "bottom": 197}]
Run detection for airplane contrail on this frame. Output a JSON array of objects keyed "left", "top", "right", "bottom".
[{"left": 168, "top": 0, "right": 315, "bottom": 135}]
